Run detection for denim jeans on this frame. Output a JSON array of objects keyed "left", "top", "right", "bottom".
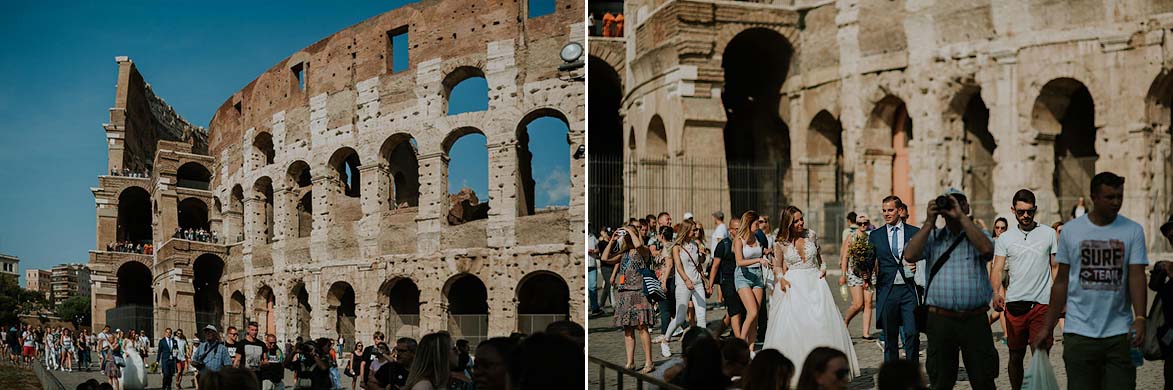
[{"left": 587, "top": 267, "right": 599, "bottom": 311}]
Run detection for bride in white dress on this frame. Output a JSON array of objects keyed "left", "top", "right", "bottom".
[
  {"left": 763, "top": 206, "right": 860, "bottom": 385},
  {"left": 120, "top": 333, "right": 148, "bottom": 389}
]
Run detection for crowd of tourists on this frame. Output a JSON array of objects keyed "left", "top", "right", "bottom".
[
  {"left": 109, "top": 168, "right": 150, "bottom": 178},
  {"left": 3, "top": 325, "right": 100, "bottom": 372},
  {"left": 174, "top": 227, "right": 218, "bottom": 243},
  {"left": 588, "top": 171, "right": 1173, "bottom": 389},
  {"left": 107, "top": 241, "right": 153, "bottom": 254}
]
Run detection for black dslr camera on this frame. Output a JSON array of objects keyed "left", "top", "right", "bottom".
[{"left": 934, "top": 195, "right": 953, "bottom": 210}]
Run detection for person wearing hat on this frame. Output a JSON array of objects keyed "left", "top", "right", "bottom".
[
  {"left": 1030, "top": 172, "right": 1149, "bottom": 390},
  {"left": 903, "top": 187, "right": 998, "bottom": 390},
  {"left": 190, "top": 325, "right": 232, "bottom": 376},
  {"left": 1149, "top": 213, "right": 1173, "bottom": 387}
]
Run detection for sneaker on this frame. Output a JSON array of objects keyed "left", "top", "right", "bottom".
[
  {"left": 671, "top": 327, "right": 685, "bottom": 338},
  {"left": 660, "top": 341, "right": 671, "bottom": 358},
  {"left": 652, "top": 334, "right": 668, "bottom": 343}
]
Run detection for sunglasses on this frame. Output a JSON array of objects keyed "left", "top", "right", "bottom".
[
  {"left": 394, "top": 348, "right": 411, "bottom": 353},
  {"left": 835, "top": 368, "right": 851, "bottom": 379},
  {"left": 1014, "top": 208, "right": 1037, "bottom": 216}
]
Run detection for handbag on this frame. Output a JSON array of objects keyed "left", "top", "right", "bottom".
[
  {"left": 1143, "top": 293, "right": 1169, "bottom": 360},
  {"left": 638, "top": 267, "right": 667, "bottom": 303},
  {"left": 1005, "top": 301, "right": 1037, "bottom": 317},
  {"left": 907, "top": 234, "right": 966, "bottom": 334}
]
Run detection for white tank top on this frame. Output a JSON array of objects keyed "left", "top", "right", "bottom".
[
  {"left": 675, "top": 242, "right": 704, "bottom": 283},
  {"left": 741, "top": 238, "right": 763, "bottom": 269}
]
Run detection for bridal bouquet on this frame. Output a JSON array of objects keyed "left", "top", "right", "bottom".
[{"left": 847, "top": 235, "right": 875, "bottom": 279}]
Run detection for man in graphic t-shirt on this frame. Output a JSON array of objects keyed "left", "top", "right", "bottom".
[
  {"left": 241, "top": 322, "right": 266, "bottom": 378},
  {"left": 1032, "top": 172, "right": 1148, "bottom": 390}
]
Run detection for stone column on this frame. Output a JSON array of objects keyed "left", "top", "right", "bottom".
[
  {"left": 989, "top": 49, "right": 1020, "bottom": 220},
  {"left": 837, "top": 0, "right": 865, "bottom": 215},
  {"left": 273, "top": 188, "right": 294, "bottom": 244},
  {"left": 311, "top": 176, "right": 339, "bottom": 262},
  {"left": 359, "top": 164, "right": 390, "bottom": 258},
  {"left": 487, "top": 139, "right": 519, "bottom": 248},
  {"left": 416, "top": 153, "right": 447, "bottom": 254}
]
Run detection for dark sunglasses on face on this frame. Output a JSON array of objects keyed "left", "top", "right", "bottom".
[
  {"left": 1014, "top": 208, "right": 1037, "bottom": 216},
  {"left": 835, "top": 368, "right": 851, "bottom": 379}
]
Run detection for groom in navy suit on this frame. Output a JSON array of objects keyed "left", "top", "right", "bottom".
[
  {"left": 870, "top": 196, "right": 921, "bottom": 362},
  {"left": 157, "top": 328, "right": 177, "bottom": 390}
]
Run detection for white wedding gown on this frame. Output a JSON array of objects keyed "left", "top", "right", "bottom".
[
  {"left": 120, "top": 341, "right": 148, "bottom": 389},
  {"left": 762, "top": 235, "right": 860, "bottom": 385}
]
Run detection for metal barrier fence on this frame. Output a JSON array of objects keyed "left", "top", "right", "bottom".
[
  {"left": 448, "top": 314, "right": 489, "bottom": 346},
  {"left": 517, "top": 314, "right": 569, "bottom": 335},
  {"left": 589, "top": 355, "right": 683, "bottom": 390},
  {"left": 385, "top": 314, "right": 422, "bottom": 340}
]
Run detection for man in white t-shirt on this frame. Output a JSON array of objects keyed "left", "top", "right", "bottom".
[
  {"left": 990, "top": 189, "right": 1057, "bottom": 389},
  {"left": 97, "top": 326, "right": 111, "bottom": 371},
  {"left": 710, "top": 211, "right": 728, "bottom": 252},
  {"left": 1032, "top": 172, "right": 1148, "bottom": 390}
]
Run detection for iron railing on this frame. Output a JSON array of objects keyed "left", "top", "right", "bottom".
[
  {"left": 589, "top": 355, "right": 683, "bottom": 390},
  {"left": 517, "top": 314, "right": 569, "bottom": 335},
  {"left": 448, "top": 314, "right": 489, "bottom": 346},
  {"left": 385, "top": 314, "right": 422, "bottom": 340}
]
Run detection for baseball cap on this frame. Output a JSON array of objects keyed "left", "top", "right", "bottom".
[
  {"left": 203, "top": 325, "right": 218, "bottom": 333},
  {"left": 683, "top": 212, "right": 694, "bottom": 221},
  {"left": 943, "top": 187, "right": 966, "bottom": 198}
]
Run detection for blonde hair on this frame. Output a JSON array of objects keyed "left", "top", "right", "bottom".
[
  {"left": 674, "top": 220, "right": 697, "bottom": 247},
  {"left": 404, "top": 332, "right": 453, "bottom": 389},
  {"left": 735, "top": 210, "right": 759, "bottom": 243}
]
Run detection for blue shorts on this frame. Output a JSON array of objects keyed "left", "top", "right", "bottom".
[{"left": 734, "top": 266, "right": 764, "bottom": 289}]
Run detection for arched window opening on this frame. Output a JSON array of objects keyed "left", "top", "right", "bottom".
[
  {"left": 722, "top": 28, "right": 793, "bottom": 220},
  {"left": 1033, "top": 78, "right": 1097, "bottom": 221},
  {"left": 253, "top": 286, "right": 276, "bottom": 335},
  {"left": 110, "top": 262, "right": 153, "bottom": 336},
  {"left": 445, "top": 274, "right": 489, "bottom": 344},
  {"left": 253, "top": 132, "right": 275, "bottom": 167},
  {"left": 229, "top": 291, "right": 247, "bottom": 331},
  {"left": 327, "top": 282, "right": 357, "bottom": 351},
  {"left": 516, "top": 272, "right": 570, "bottom": 334},
  {"left": 443, "top": 67, "right": 489, "bottom": 115},
  {"left": 287, "top": 161, "right": 314, "bottom": 238},
  {"left": 254, "top": 177, "right": 275, "bottom": 242},
  {"left": 193, "top": 254, "right": 225, "bottom": 330},
  {"left": 291, "top": 283, "right": 312, "bottom": 341},
  {"left": 329, "top": 148, "right": 362, "bottom": 198},
  {"left": 960, "top": 93, "right": 995, "bottom": 223},
  {"left": 867, "top": 96, "right": 916, "bottom": 220},
  {"left": 380, "top": 135, "right": 420, "bottom": 208},
  {"left": 587, "top": 56, "right": 624, "bottom": 229},
  {"left": 229, "top": 185, "right": 245, "bottom": 243},
  {"left": 517, "top": 112, "right": 571, "bottom": 215},
  {"left": 117, "top": 187, "right": 152, "bottom": 244},
  {"left": 444, "top": 130, "right": 490, "bottom": 225},
  {"left": 177, "top": 162, "right": 212, "bottom": 190},
  {"left": 177, "top": 197, "right": 210, "bottom": 231},
  {"left": 381, "top": 278, "right": 421, "bottom": 339}
]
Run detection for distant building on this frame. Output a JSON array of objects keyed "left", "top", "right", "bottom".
[
  {"left": 25, "top": 269, "right": 50, "bottom": 297},
  {"left": 51, "top": 264, "right": 91, "bottom": 307},
  {"left": 0, "top": 253, "right": 18, "bottom": 278}
]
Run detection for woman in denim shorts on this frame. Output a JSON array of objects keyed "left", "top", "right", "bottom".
[{"left": 732, "top": 210, "right": 768, "bottom": 351}]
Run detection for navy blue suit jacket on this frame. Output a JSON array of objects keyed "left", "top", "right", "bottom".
[
  {"left": 869, "top": 224, "right": 919, "bottom": 329},
  {"left": 157, "top": 337, "right": 177, "bottom": 365}
]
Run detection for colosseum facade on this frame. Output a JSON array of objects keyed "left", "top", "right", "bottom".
[
  {"left": 588, "top": 0, "right": 1173, "bottom": 257},
  {"left": 89, "top": 0, "right": 585, "bottom": 345}
]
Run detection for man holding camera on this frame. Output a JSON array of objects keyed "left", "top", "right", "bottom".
[
  {"left": 903, "top": 188, "right": 998, "bottom": 390},
  {"left": 190, "top": 325, "right": 233, "bottom": 376},
  {"left": 285, "top": 338, "right": 333, "bottom": 389}
]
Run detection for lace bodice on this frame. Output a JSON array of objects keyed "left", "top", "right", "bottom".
[{"left": 778, "top": 231, "right": 823, "bottom": 270}]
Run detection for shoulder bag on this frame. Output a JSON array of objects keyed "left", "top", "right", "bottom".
[{"left": 906, "top": 233, "right": 965, "bottom": 334}]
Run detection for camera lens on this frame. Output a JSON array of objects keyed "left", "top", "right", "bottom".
[{"left": 935, "top": 195, "right": 951, "bottom": 209}]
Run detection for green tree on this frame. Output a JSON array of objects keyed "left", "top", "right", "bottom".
[
  {"left": 0, "top": 274, "right": 49, "bottom": 325},
  {"left": 56, "top": 296, "right": 91, "bottom": 328}
]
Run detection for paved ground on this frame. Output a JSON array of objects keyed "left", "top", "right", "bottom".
[{"left": 587, "top": 268, "right": 1165, "bottom": 389}]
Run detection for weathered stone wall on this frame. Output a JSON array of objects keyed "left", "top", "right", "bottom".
[
  {"left": 595, "top": 0, "right": 1173, "bottom": 257},
  {"left": 91, "top": 0, "right": 585, "bottom": 342}
]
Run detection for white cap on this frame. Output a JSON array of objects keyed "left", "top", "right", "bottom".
[{"left": 683, "top": 212, "right": 694, "bottom": 220}]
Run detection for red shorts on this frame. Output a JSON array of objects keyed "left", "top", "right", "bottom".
[
  {"left": 1005, "top": 303, "right": 1049, "bottom": 351},
  {"left": 21, "top": 346, "right": 35, "bottom": 356}
]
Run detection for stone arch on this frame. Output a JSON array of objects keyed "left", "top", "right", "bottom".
[
  {"left": 193, "top": 254, "right": 225, "bottom": 329},
  {"left": 516, "top": 108, "right": 571, "bottom": 215},
  {"left": 252, "top": 132, "right": 276, "bottom": 168},
  {"left": 804, "top": 110, "right": 845, "bottom": 237},
  {"left": 722, "top": 27, "right": 793, "bottom": 220},
  {"left": 442, "top": 66, "right": 489, "bottom": 115},
  {"left": 117, "top": 186, "right": 152, "bottom": 244},
  {"left": 287, "top": 161, "right": 314, "bottom": 238},
  {"left": 588, "top": 47, "right": 625, "bottom": 78},
  {"left": 379, "top": 134, "right": 420, "bottom": 208},
  {"left": 588, "top": 55, "right": 625, "bottom": 229},
  {"left": 177, "top": 197, "right": 210, "bottom": 231},
  {"left": 1146, "top": 71, "right": 1173, "bottom": 242},
  {"left": 326, "top": 281, "right": 357, "bottom": 346},
  {"left": 288, "top": 281, "right": 312, "bottom": 341},
  {"left": 253, "top": 176, "right": 275, "bottom": 242},
  {"left": 160, "top": 288, "right": 171, "bottom": 309},
  {"left": 228, "top": 290, "right": 247, "bottom": 331},
  {"left": 253, "top": 284, "right": 277, "bottom": 335},
  {"left": 952, "top": 88, "right": 996, "bottom": 223},
  {"left": 328, "top": 147, "right": 362, "bottom": 198},
  {"left": 865, "top": 95, "right": 916, "bottom": 220},
  {"left": 379, "top": 277, "right": 421, "bottom": 339},
  {"left": 515, "top": 271, "right": 570, "bottom": 334},
  {"left": 177, "top": 162, "right": 212, "bottom": 190},
  {"left": 1033, "top": 78, "right": 1097, "bottom": 220},
  {"left": 442, "top": 127, "right": 490, "bottom": 224},
  {"left": 110, "top": 261, "right": 153, "bottom": 334},
  {"left": 644, "top": 115, "right": 668, "bottom": 161},
  {"left": 443, "top": 273, "right": 489, "bottom": 344}
]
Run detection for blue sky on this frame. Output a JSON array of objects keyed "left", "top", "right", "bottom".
[{"left": 0, "top": 1, "right": 570, "bottom": 286}]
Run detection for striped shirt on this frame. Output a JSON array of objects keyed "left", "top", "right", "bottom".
[{"left": 921, "top": 227, "right": 994, "bottom": 311}]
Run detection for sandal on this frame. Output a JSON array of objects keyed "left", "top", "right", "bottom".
[{"left": 639, "top": 364, "right": 655, "bottom": 374}]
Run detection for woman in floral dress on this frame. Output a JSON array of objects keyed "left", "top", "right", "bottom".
[{"left": 603, "top": 225, "right": 656, "bottom": 373}]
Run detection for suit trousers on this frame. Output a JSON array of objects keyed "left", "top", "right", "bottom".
[
  {"left": 160, "top": 359, "right": 176, "bottom": 390},
  {"left": 882, "top": 285, "right": 919, "bottom": 362}
]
